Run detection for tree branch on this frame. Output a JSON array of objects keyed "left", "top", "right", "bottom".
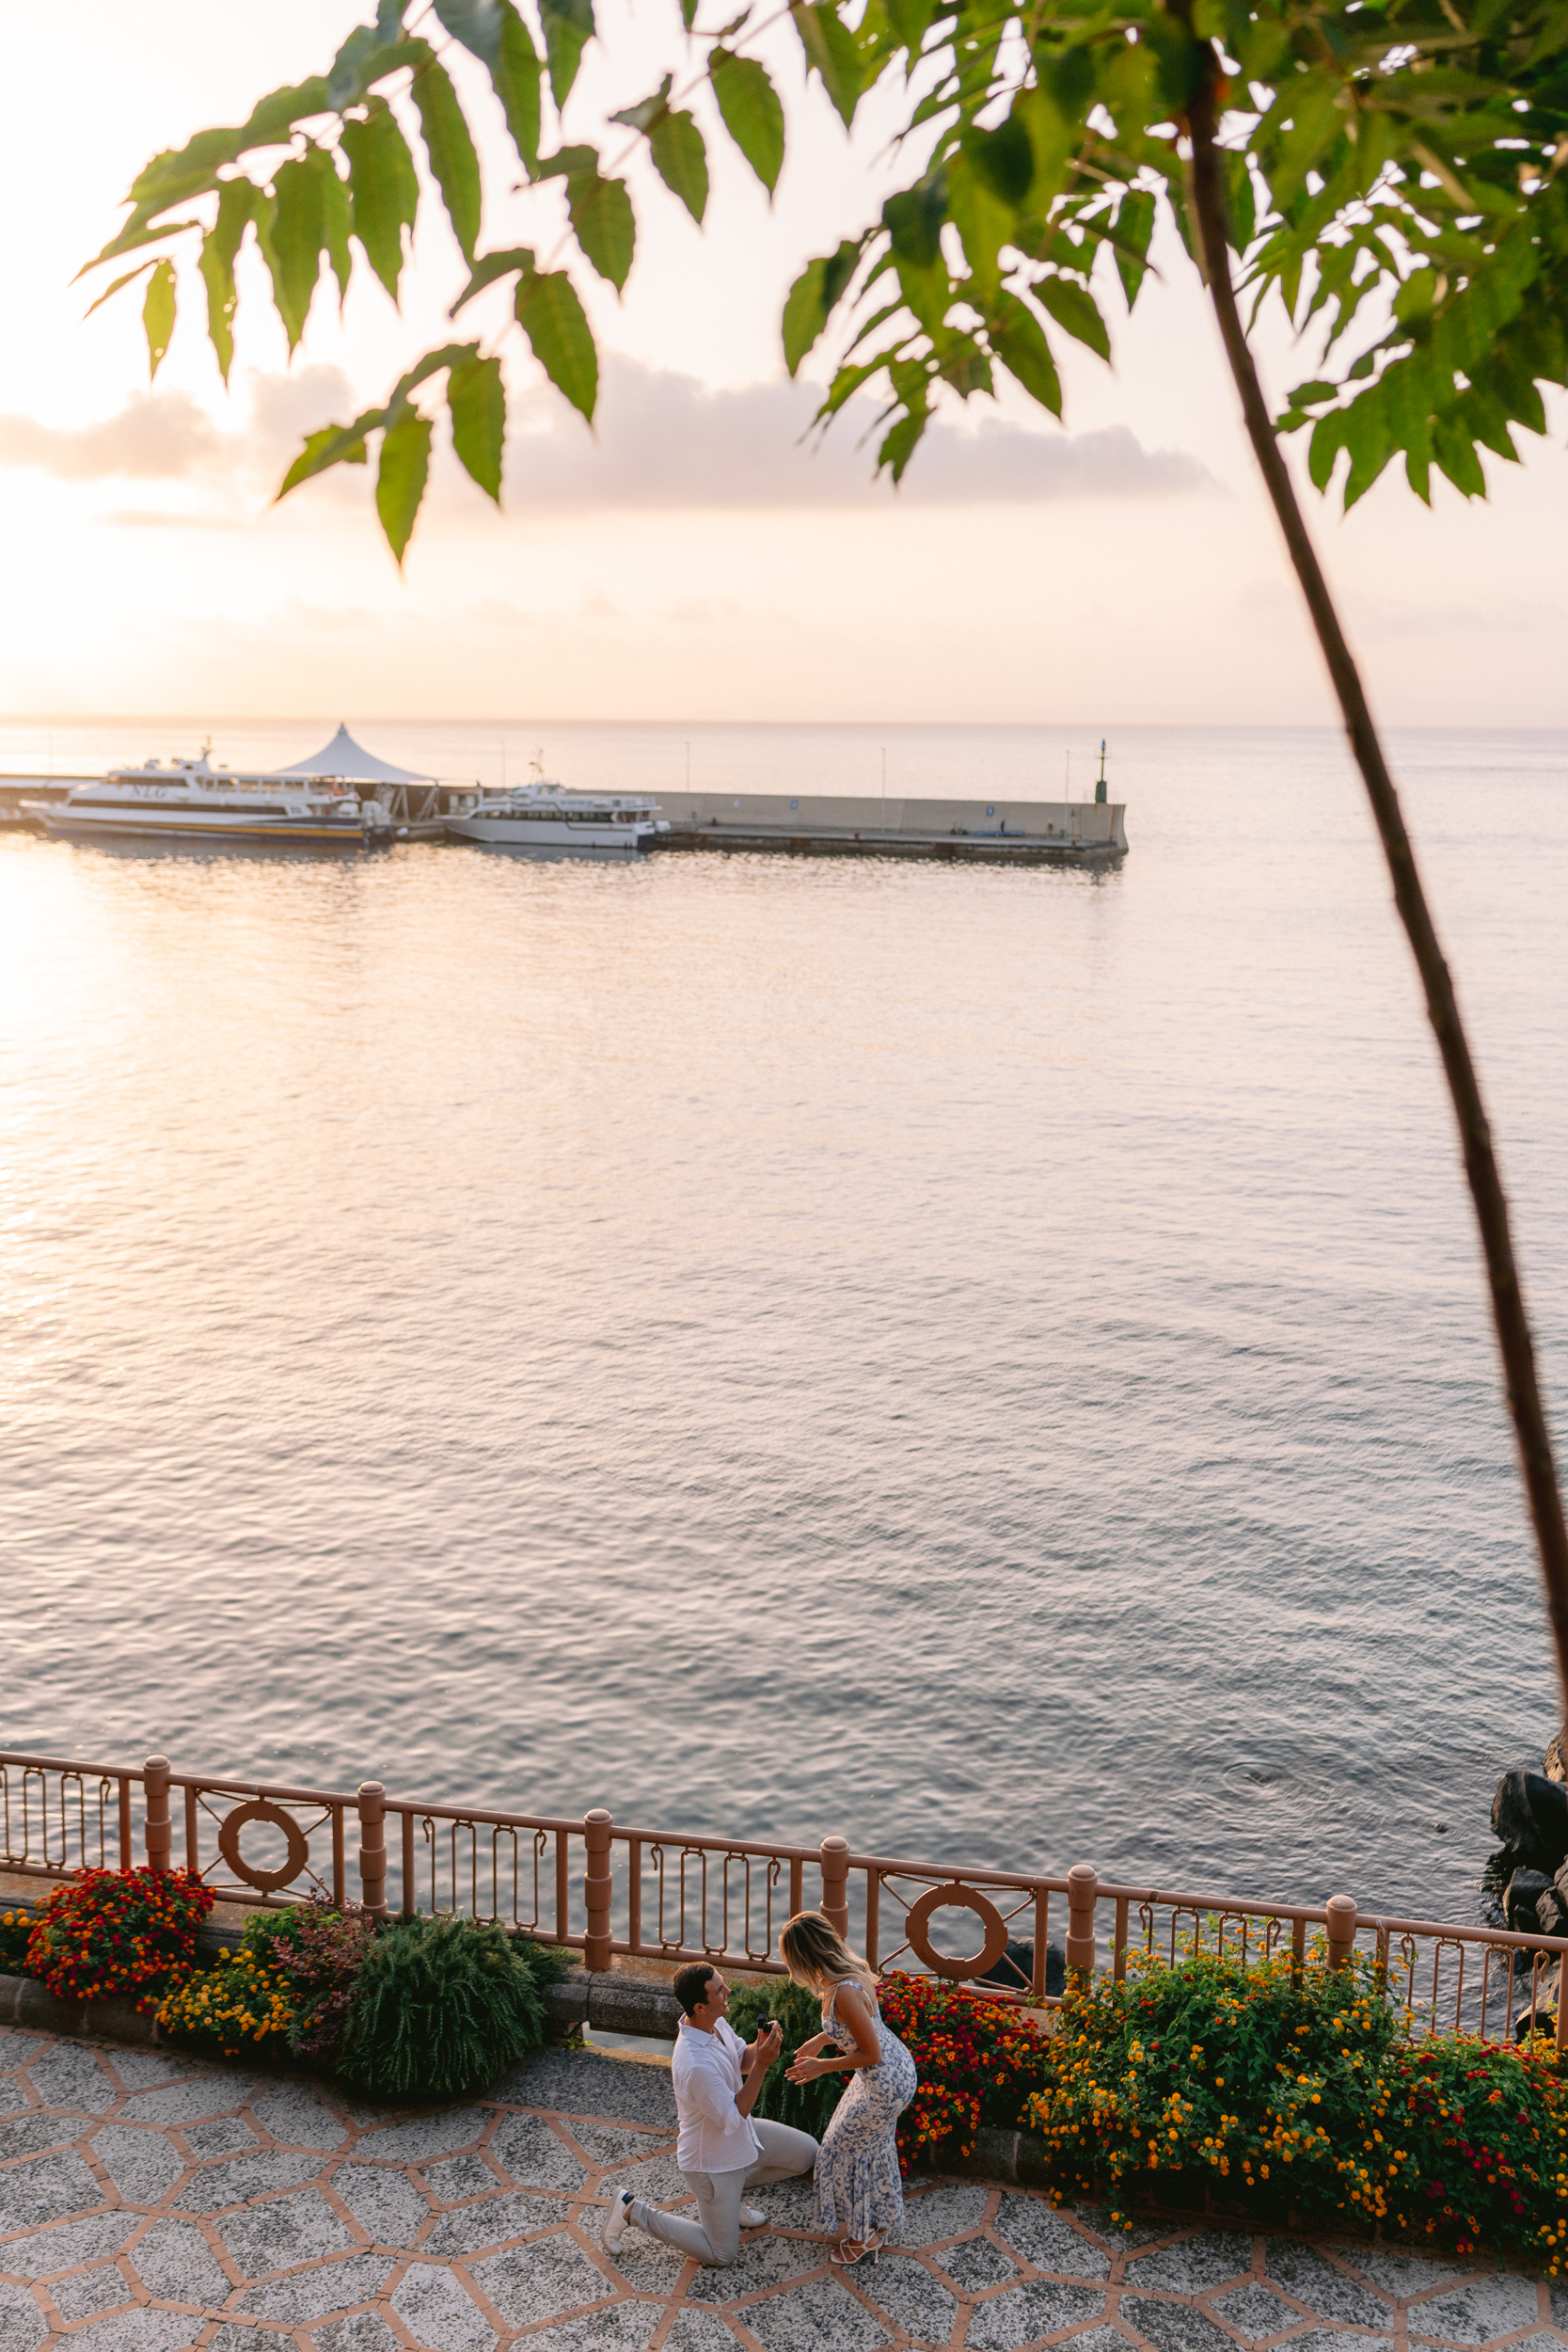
[{"left": 1185, "top": 63, "right": 1568, "bottom": 1710}]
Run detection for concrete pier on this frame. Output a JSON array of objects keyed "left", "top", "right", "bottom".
[{"left": 653, "top": 788, "right": 1128, "bottom": 866}]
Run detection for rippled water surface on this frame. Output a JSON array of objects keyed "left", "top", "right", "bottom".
[{"left": 3, "top": 718, "right": 1565, "bottom": 1922}]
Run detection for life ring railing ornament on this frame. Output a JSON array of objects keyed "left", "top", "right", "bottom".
[
  {"left": 216, "top": 1798, "right": 310, "bottom": 1894},
  {"left": 905, "top": 1883, "right": 1009, "bottom": 1979}
]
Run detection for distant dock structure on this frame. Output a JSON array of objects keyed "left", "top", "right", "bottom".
[{"left": 656, "top": 785, "right": 1127, "bottom": 867}]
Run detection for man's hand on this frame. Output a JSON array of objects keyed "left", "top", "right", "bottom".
[{"left": 749, "top": 2019, "right": 783, "bottom": 2071}]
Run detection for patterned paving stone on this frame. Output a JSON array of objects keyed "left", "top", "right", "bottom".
[
  {"left": 752, "top": 2175, "right": 817, "bottom": 2231},
  {"left": 682, "top": 2233, "right": 828, "bottom": 2303},
  {"left": 863, "top": 2250, "right": 959, "bottom": 2343},
  {"left": 1125, "top": 2233, "right": 1255, "bottom": 2295},
  {"left": 391, "top": 2260, "right": 499, "bottom": 2352},
  {"left": 420, "top": 2190, "right": 572, "bottom": 2257},
  {"left": 421, "top": 2154, "right": 499, "bottom": 2203},
  {"left": 356, "top": 2110, "right": 491, "bottom": 2166},
  {"left": 661, "top": 2313, "right": 747, "bottom": 2352},
  {"left": 1212, "top": 2282, "right": 1307, "bottom": 2342},
  {"left": 520, "top": 2307, "right": 663, "bottom": 2351},
  {"left": 91, "top": 2124, "right": 188, "bottom": 2208},
  {"left": 1263, "top": 2243, "right": 1391, "bottom": 2330},
  {"left": 564, "top": 2122, "right": 674, "bottom": 2171},
  {"left": 969, "top": 2280, "right": 1106, "bottom": 2349},
  {"left": 329, "top": 2159, "right": 433, "bottom": 2248},
  {"left": 171, "top": 2150, "right": 325, "bottom": 2212},
  {"left": 892, "top": 2181, "right": 991, "bottom": 2247},
  {"left": 468, "top": 2236, "right": 620, "bottom": 2328},
  {"left": 248, "top": 2083, "right": 349, "bottom": 2154},
  {"left": 129, "top": 2214, "right": 235, "bottom": 2304},
  {"left": 238, "top": 2254, "right": 394, "bottom": 2325},
  {"left": 1409, "top": 2276, "right": 1544, "bottom": 2343},
  {"left": 217, "top": 2186, "right": 356, "bottom": 2279},
  {"left": 0, "top": 2079, "right": 29, "bottom": 2118},
  {"left": 47, "top": 2263, "right": 135, "bottom": 2322},
  {"left": 0, "top": 2117, "right": 82, "bottom": 2163},
  {"left": 1075, "top": 2206, "right": 1173, "bottom": 2250},
  {"left": 205, "top": 2328, "right": 276, "bottom": 2352},
  {"left": 576, "top": 2201, "right": 696, "bottom": 2296},
  {"left": 25, "top": 2044, "right": 119, "bottom": 2116},
  {"left": 181, "top": 2117, "right": 259, "bottom": 2161},
  {"left": 494, "top": 2052, "right": 676, "bottom": 2130},
  {"left": 0, "top": 2149, "right": 109, "bottom": 2231},
  {"left": 941, "top": 2236, "right": 1019, "bottom": 2293},
  {"left": 595, "top": 2148, "right": 690, "bottom": 2205},
  {"left": 313, "top": 2313, "right": 404, "bottom": 2352},
  {"left": 0, "top": 2034, "right": 33, "bottom": 2069},
  {"left": 1336, "top": 2251, "right": 1470, "bottom": 2301},
  {"left": 1069, "top": 2331, "right": 1148, "bottom": 2352},
  {"left": 59, "top": 2310, "right": 206, "bottom": 2352},
  {"left": 488, "top": 2114, "right": 586, "bottom": 2194},
  {"left": 0, "top": 2213, "right": 140, "bottom": 2276},
  {"left": 0, "top": 2277, "right": 48, "bottom": 2351},
  {"left": 1124, "top": 2296, "right": 1247, "bottom": 2352},
  {"left": 995, "top": 2197, "right": 1113, "bottom": 2280},
  {"left": 741, "top": 2276, "right": 892, "bottom": 2351},
  {"left": 120, "top": 2078, "right": 259, "bottom": 2130},
  {"left": 101, "top": 2055, "right": 207, "bottom": 2093},
  {"left": 1288, "top": 2334, "right": 1397, "bottom": 2352}
]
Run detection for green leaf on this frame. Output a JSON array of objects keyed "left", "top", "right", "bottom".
[
  {"left": 1036, "top": 275, "right": 1110, "bottom": 361},
  {"left": 493, "top": 3, "right": 543, "bottom": 173},
  {"left": 1432, "top": 413, "right": 1487, "bottom": 499},
  {"left": 990, "top": 294, "right": 1062, "bottom": 415},
  {"left": 451, "top": 246, "right": 535, "bottom": 311},
  {"left": 83, "top": 259, "right": 157, "bottom": 321},
  {"left": 1112, "top": 189, "right": 1155, "bottom": 309},
  {"left": 883, "top": 177, "right": 946, "bottom": 270},
  {"left": 376, "top": 407, "right": 435, "bottom": 564},
  {"left": 709, "top": 51, "right": 784, "bottom": 195},
  {"left": 142, "top": 258, "right": 177, "bottom": 380},
  {"left": 410, "top": 57, "right": 483, "bottom": 262},
  {"left": 794, "top": 4, "right": 863, "bottom": 127},
  {"left": 540, "top": 0, "right": 595, "bottom": 108},
  {"left": 433, "top": 0, "right": 505, "bottom": 67},
  {"left": 879, "top": 402, "right": 930, "bottom": 482},
  {"left": 610, "top": 76, "right": 673, "bottom": 131},
  {"left": 515, "top": 261, "right": 598, "bottom": 418},
  {"left": 649, "top": 109, "right": 708, "bottom": 222},
  {"left": 450, "top": 353, "right": 506, "bottom": 500},
  {"left": 342, "top": 101, "right": 420, "bottom": 302},
  {"left": 198, "top": 179, "right": 256, "bottom": 383},
  {"left": 278, "top": 417, "right": 376, "bottom": 498},
  {"left": 311, "top": 147, "right": 353, "bottom": 305},
  {"left": 782, "top": 238, "right": 863, "bottom": 374},
  {"left": 258, "top": 153, "right": 325, "bottom": 352},
  {"left": 568, "top": 168, "right": 636, "bottom": 291}
]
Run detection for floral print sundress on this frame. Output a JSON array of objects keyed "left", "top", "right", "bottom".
[{"left": 812, "top": 1976, "right": 918, "bottom": 2243}]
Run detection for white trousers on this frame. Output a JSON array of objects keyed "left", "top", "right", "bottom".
[{"left": 628, "top": 2116, "right": 818, "bottom": 2266}]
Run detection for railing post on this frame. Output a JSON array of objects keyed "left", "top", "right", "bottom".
[
  {"left": 1325, "top": 1893, "right": 1358, "bottom": 1969},
  {"left": 819, "top": 1836, "right": 850, "bottom": 1941},
  {"left": 356, "top": 1783, "right": 389, "bottom": 1921},
  {"left": 584, "top": 1808, "right": 613, "bottom": 1971},
  {"left": 1066, "top": 1863, "right": 1099, "bottom": 1979},
  {"left": 143, "top": 1756, "right": 172, "bottom": 1875}
]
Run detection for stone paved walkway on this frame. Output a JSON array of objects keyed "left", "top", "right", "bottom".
[{"left": 1, "top": 2024, "right": 1564, "bottom": 2352}]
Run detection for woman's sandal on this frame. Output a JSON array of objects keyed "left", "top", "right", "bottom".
[{"left": 831, "top": 2233, "right": 884, "bottom": 2267}]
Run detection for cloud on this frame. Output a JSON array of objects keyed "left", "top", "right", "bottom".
[
  {"left": 0, "top": 391, "right": 225, "bottom": 481},
  {"left": 500, "top": 357, "right": 1213, "bottom": 509}
]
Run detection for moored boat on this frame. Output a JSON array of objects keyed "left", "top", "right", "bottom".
[
  {"left": 25, "top": 755, "right": 394, "bottom": 848},
  {"left": 445, "top": 779, "right": 668, "bottom": 851}
]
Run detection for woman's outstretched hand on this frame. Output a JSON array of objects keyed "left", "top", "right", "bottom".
[{"left": 784, "top": 2053, "right": 830, "bottom": 2083}]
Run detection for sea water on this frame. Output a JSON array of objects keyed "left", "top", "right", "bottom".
[{"left": 2, "top": 719, "right": 1564, "bottom": 1924}]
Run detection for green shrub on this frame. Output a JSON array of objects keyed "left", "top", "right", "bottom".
[
  {"left": 729, "top": 1976, "right": 847, "bottom": 2141},
  {"left": 1028, "top": 1944, "right": 1568, "bottom": 2267},
  {"left": 338, "top": 1913, "right": 555, "bottom": 2101}
]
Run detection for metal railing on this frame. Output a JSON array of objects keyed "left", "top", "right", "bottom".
[{"left": 4, "top": 1750, "right": 1563, "bottom": 2049}]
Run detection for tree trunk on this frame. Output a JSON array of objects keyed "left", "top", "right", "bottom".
[{"left": 1183, "top": 68, "right": 1568, "bottom": 1709}]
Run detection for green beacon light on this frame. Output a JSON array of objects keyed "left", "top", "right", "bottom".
[{"left": 1095, "top": 740, "right": 1108, "bottom": 806}]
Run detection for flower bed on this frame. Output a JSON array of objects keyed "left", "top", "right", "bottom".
[{"left": 19, "top": 1868, "right": 213, "bottom": 2008}]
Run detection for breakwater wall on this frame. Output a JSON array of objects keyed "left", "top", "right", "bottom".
[
  {"left": 659, "top": 788, "right": 1127, "bottom": 851},
  {"left": 5, "top": 1747, "right": 1564, "bottom": 2049}
]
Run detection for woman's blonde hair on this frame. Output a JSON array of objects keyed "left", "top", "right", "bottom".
[{"left": 778, "top": 1911, "right": 878, "bottom": 1994}]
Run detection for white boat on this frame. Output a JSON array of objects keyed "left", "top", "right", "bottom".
[
  {"left": 445, "top": 780, "right": 668, "bottom": 851},
  {"left": 25, "top": 755, "right": 394, "bottom": 848}
]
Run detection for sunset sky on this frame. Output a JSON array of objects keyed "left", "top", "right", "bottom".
[{"left": 0, "top": 1, "right": 1563, "bottom": 725}]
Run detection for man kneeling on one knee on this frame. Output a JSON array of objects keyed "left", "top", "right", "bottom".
[{"left": 604, "top": 1963, "right": 817, "bottom": 2267}]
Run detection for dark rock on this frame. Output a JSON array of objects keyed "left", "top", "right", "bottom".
[
  {"left": 1516, "top": 1960, "right": 1561, "bottom": 2039},
  {"left": 975, "top": 1938, "right": 1065, "bottom": 1997},
  {"left": 1547, "top": 1729, "right": 1568, "bottom": 1783},
  {"left": 1540, "top": 1871, "right": 1568, "bottom": 1940},
  {"left": 1505, "top": 1867, "right": 1552, "bottom": 1933},
  {"left": 1492, "top": 1770, "right": 1568, "bottom": 1870}
]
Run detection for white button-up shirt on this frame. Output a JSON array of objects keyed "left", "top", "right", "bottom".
[{"left": 671, "top": 2015, "right": 762, "bottom": 2175}]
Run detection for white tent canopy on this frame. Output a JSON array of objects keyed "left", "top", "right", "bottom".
[{"left": 279, "top": 723, "right": 434, "bottom": 787}]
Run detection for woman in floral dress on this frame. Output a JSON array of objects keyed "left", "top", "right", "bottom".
[{"left": 780, "top": 1911, "right": 917, "bottom": 2265}]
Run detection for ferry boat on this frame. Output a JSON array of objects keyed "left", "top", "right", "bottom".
[
  {"left": 25, "top": 755, "right": 394, "bottom": 848},
  {"left": 445, "top": 780, "right": 668, "bottom": 851}
]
